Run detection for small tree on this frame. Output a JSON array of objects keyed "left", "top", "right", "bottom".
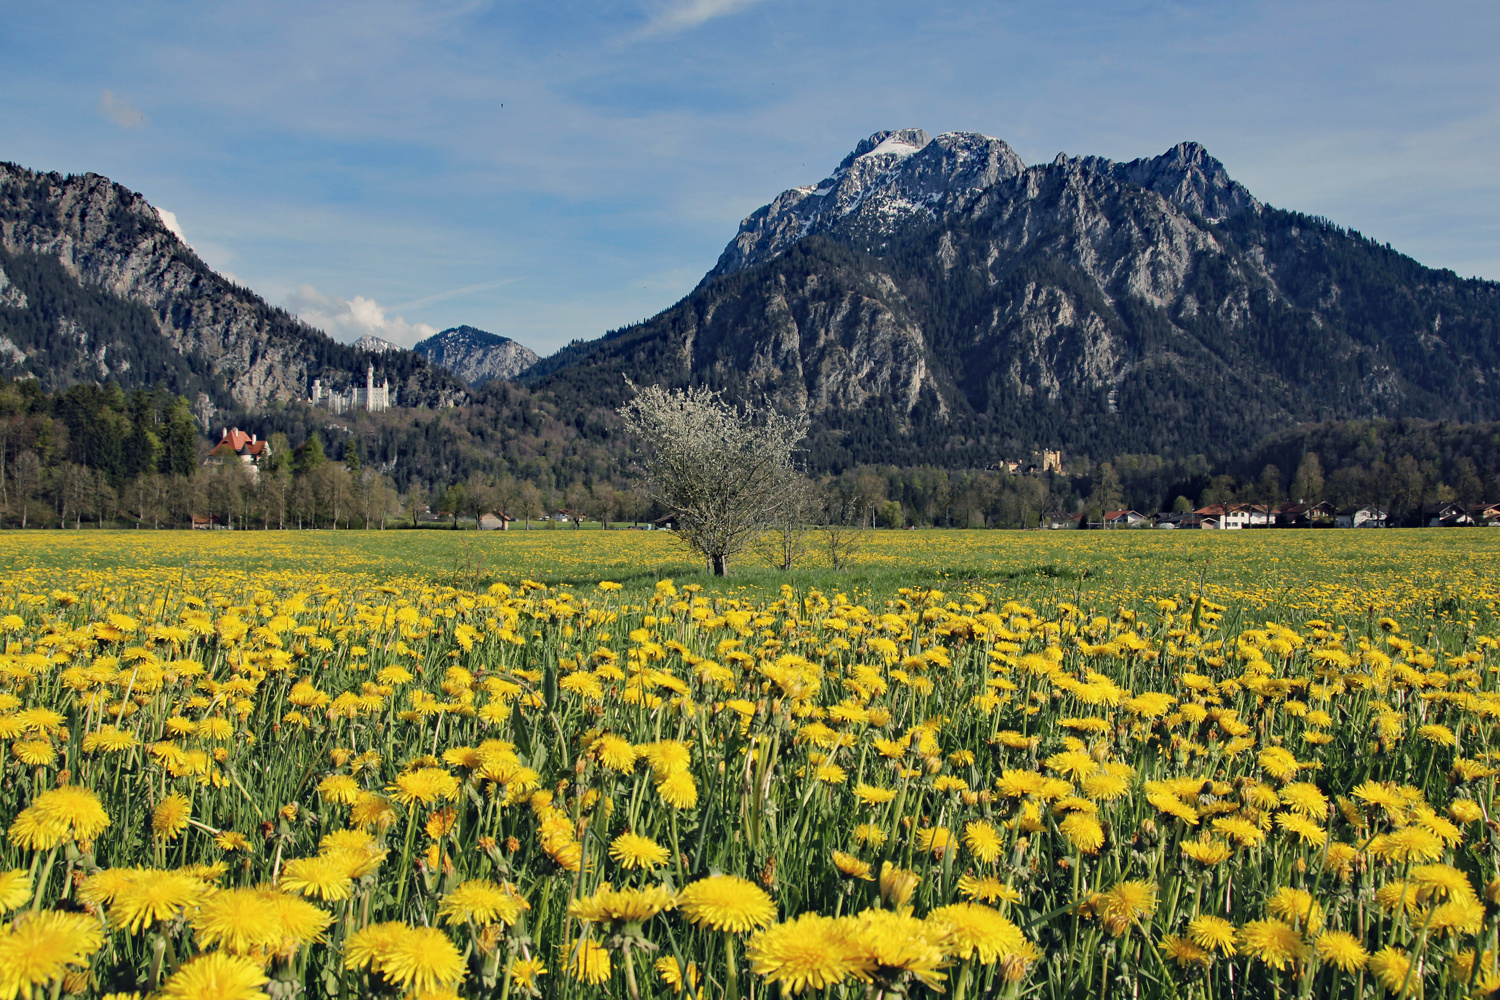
[
  {"left": 754, "top": 474, "right": 821, "bottom": 570},
  {"left": 619, "top": 382, "right": 808, "bottom": 576}
]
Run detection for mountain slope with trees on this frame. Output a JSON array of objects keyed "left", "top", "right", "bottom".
[
  {"left": 0, "top": 162, "right": 467, "bottom": 420},
  {"left": 527, "top": 130, "right": 1500, "bottom": 467}
]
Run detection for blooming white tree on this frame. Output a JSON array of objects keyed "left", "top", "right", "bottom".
[{"left": 619, "top": 382, "right": 808, "bottom": 576}]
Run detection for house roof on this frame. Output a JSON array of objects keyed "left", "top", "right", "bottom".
[
  {"left": 216, "top": 428, "right": 269, "bottom": 457},
  {"left": 1104, "top": 510, "right": 1143, "bottom": 519}
]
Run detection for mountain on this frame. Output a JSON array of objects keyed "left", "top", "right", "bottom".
[
  {"left": 0, "top": 162, "right": 467, "bottom": 416},
  {"left": 414, "top": 325, "right": 538, "bottom": 387},
  {"left": 527, "top": 129, "right": 1500, "bottom": 468},
  {"left": 351, "top": 334, "right": 402, "bottom": 354}
]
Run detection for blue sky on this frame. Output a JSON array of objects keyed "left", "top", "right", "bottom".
[{"left": 3, "top": 1, "right": 1498, "bottom": 353}]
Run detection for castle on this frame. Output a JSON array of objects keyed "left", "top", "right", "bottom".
[{"left": 310, "top": 365, "right": 393, "bottom": 414}]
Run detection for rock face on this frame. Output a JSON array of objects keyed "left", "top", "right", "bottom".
[
  {"left": 0, "top": 162, "right": 467, "bottom": 414},
  {"left": 414, "top": 326, "right": 538, "bottom": 387},
  {"left": 530, "top": 130, "right": 1500, "bottom": 464}
]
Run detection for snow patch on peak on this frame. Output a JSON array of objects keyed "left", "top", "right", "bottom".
[{"left": 858, "top": 135, "right": 925, "bottom": 160}]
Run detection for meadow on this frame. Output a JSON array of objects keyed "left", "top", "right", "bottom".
[{"left": 0, "top": 527, "right": 1498, "bottom": 1000}]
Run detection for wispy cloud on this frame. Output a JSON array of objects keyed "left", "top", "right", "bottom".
[
  {"left": 639, "top": 0, "right": 769, "bottom": 36},
  {"left": 391, "top": 277, "right": 521, "bottom": 312},
  {"left": 96, "top": 89, "right": 146, "bottom": 128},
  {"left": 286, "top": 284, "right": 437, "bottom": 348}
]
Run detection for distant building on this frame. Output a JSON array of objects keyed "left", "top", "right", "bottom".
[
  {"left": 1336, "top": 506, "right": 1388, "bottom": 529},
  {"left": 206, "top": 428, "right": 272, "bottom": 479},
  {"left": 996, "top": 450, "right": 1064, "bottom": 475},
  {"left": 310, "top": 365, "right": 393, "bottom": 414},
  {"left": 1102, "top": 510, "right": 1150, "bottom": 529}
]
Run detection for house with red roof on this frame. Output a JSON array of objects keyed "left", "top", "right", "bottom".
[{"left": 206, "top": 428, "right": 273, "bottom": 478}]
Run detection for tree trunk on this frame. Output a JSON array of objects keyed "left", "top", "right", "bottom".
[{"left": 711, "top": 553, "right": 729, "bottom": 576}]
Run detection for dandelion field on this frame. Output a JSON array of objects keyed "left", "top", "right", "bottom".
[{"left": 2, "top": 529, "right": 1500, "bottom": 1000}]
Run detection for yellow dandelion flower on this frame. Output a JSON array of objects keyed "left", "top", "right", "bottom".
[
  {"left": 215, "top": 831, "right": 252, "bottom": 852},
  {"left": 567, "top": 884, "right": 676, "bottom": 926},
  {"left": 957, "top": 874, "right": 1020, "bottom": 905},
  {"left": 1160, "top": 935, "right": 1212, "bottom": 969},
  {"left": 1211, "top": 815, "right": 1265, "bottom": 848},
  {"left": 1267, "top": 887, "right": 1324, "bottom": 932},
  {"left": 317, "top": 774, "right": 361, "bottom": 805},
  {"left": 747, "top": 913, "right": 869, "bottom": 994},
  {"left": 656, "top": 770, "right": 698, "bottom": 809},
  {"left": 928, "top": 902, "right": 1035, "bottom": 966},
  {"left": 1097, "top": 880, "right": 1156, "bottom": 937},
  {"left": 1371, "top": 826, "right": 1443, "bottom": 864},
  {"left": 1188, "top": 915, "right": 1237, "bottom": 954},
  {"left": 374, "top": 926, "right": 466, "bottom": 994},
  {"left": 278, "top": 856, "right": 354, "bottom": 902},
  {"left": 0, "top": 910, "right": 103, "bottom": 1000},
  {"left": 677, "top": 875, "right": 774, "bottom": 932},
  {"left": 190, "top": 886, "right": 331, "bottom": 956},
  {"left": 609, "top": 832, "right": 670, "bottom": 870},
  {"left": 1181, "top": 837, "right": 1233, "bottom": 866},
  {"left": 110, "top": 870, "right": 209, "bottom": 933},
  {"left": 82, "top": 726, "right": 138, "bottom": 753},
  {"left": 593, "top": 735, "right": 637, "bottom": 773},
  {"left": 1368, "top": 946, "right": 1416, "bottom": 995},
  {"left": 152, "top": 794, "right": 191, "bottom": 842},
  {"left": 508, "top": 957, "right": 547, "bottom": 991},
  {"left": 387, "top": 768, "right": 459, "bottom": 807},
  {"left": 8, "top": 786, "right": 110, "bottom": 849},
  {"left": 878, "top": 862, "right": 921, "bottom": 909},
  {"left": 843, "top": 907, "right": 949, "bottom": 989},
  {"left": 568, "top": 939, "right": 611, "bottom": 985},
  {"left": 1060, "top": 812, "right": 1105, "bottom": 854},
  {"left": 13, "top": 741, "right": 57, "bottom": 766},
  {"left": 831, "top": 850, "right": 873, "bottom": 880},
  {"left": 963, "top": 820, "right": 1004, "bottom": 864},
  {"left": 1313, "top": 930, "right": 1368, "bottom": 971},
  {"left": 0, "top": 871, "right": 32, "bottom": 912},
  {"left": 1238, "top": 919, "right": 1306, "bottom": 970},
  {"left": 436, "top": 880, "right": 527, "bottom": 927}
]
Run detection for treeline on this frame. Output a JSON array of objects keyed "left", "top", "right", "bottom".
[{"left": 6, "top": 372, "right": 1500, "bottom": 531}]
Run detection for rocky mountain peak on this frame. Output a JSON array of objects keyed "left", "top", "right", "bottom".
[
  {"left": 710, "top": 131, "right": 1262, "bottom": 279},
  {"left": 413, "top": 325, "right": 538, "bottom": 387},
  {"left": 1067, "top": 141, "right": 1259, "bottom": 220},
  {"left": 711, "top": 129, "right": 1026, "bottom": 277},
  {"left": 351, "top": 334, "right": 401, "bottom": 353}
]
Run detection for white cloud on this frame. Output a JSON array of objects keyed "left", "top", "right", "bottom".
[
  {"left": 97, "top": 89, "right": 146, "bottom": 128},
  {"left": 154, "top": 207, "right": 190, "bottom": 246},
  {"left": 640, "top": 0, "right": 767, "bottom": 35},
  {"left": 286, "top": 284, "right": 437, "bottom": 348}
]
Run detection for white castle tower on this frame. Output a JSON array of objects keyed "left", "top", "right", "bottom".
[{"left": 309, "top": 365, "right": 393, "bottom": 413}]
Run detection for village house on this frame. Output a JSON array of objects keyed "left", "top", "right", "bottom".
[
  {"left": 478, "top": 512, "right": 514, "bottom": 531},
  {"left": 205, "top": 428, "right": 272, "bottom": 479},
  {"left": 1335, "top": 506, "right": 1388, "bottom": 528},
  {"left": 1193, "top": 504, "right": 1251, "bottom": 529},
  {"left": 1041, "top": 511, "right": 1084, "bottom": 530},
  {"left": 1273, "top": 501, "right": 1336, "bottom": 528},
  {"left": 1102, "top": 510, "right": 1150, "bottom": 529}
]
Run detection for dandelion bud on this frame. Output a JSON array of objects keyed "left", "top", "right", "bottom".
[{"left": 1486, "top": 879, "right": 1500, "bottom": 905}]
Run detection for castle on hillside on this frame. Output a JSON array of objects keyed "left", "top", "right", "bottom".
[{"left": 310, "top": 365, "right": 393, "bottom": 414}]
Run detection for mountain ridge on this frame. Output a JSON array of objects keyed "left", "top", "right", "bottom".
[
  {"left": 525, "top": 129, "right": 1500, "bottom": 466},
  {"left": 0, "top": 161, "right": 467, "bottom": 416}
]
